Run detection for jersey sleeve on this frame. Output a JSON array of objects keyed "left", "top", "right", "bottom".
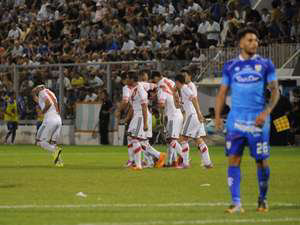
[
  {"left": 221, "top": 62, "right": 231, "bottom": 86},
  {"left": 266, "top": 59, "right": 277, "bottom": 83},
  {"left": 122, "top": 86, "right": 130, "bottom": 102},
  {"left": 138, "top": 85, "right": 148, "bottom": 104},
  {"left": 183, "top": 86, "right": 196, "bottom": 101}
]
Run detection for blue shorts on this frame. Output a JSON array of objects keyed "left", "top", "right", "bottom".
[{"left": 225, "top": 110, "right": 270, "bottom": 160}]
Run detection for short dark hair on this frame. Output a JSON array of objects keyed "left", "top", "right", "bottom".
[
  {"left": 120, "top": 71, "right": 128, "bottom": 81},
  {"left": 174, "top": 74, "right": 186, "bottom": 84},
  {"left": 128, "top": 70, "right": 138, "bottom": 82},
  {"left": 237, "top": 27, "right": 259, "bottom": 41},
  {"left": 151, "top": 70, "right": 162, "bottom": 79}
]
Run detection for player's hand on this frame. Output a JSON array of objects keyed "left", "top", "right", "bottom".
[
  {"left": 144, "top": 124, "right": 148, "bottom": 131},
  {"left": 199, "top": 115, "right": 206, "bottom": 123},
  {"left": 215, "top": 117, "right": 223, "bottom": 131},
  {"left": 255, "top": 111, "right": 268, "bottom": 127}
]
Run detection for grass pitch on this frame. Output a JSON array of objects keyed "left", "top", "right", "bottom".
[{"left": 0, "top": 145, "right": 299, "bottom": 225}]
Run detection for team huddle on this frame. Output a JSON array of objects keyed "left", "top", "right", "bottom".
[
  {"left": 117, "top": 69, "right": 213, "bottom": 170},
  {"left": 30, "top": 27, "right": 280, "bottom": 214}
]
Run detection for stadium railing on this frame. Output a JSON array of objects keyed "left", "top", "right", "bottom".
[{"left": 0, "top": 43, "right": 299, "bottom": 125}]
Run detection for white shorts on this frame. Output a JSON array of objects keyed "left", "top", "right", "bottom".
[
  {"left": 147, "top": 111, "right": 152, "bottom": 138},
  {"left": 166, "top": 112, "right": 183, "bottom": 139},
  {"left": 181, "top": 113, "right": 206, "bottom": 138},
  {"left": 128, "top": 114, "right": 147, "bottom": 140},
  {"left": 37, "top": 116, "right": 62, "bottom": 143}
]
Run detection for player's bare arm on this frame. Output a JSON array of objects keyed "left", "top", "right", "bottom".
[
  {"left": 215, "top": 85, "right": 230, "bottom": 130},
  {"left": 124, "top": 105, "right": 133, "bottom": 125},
  {"left": 141, "top": 103, "right": 148, "bottom": 131},
  {"left": 191, "top": 97, "right": 204, "bottom": 123},
  {"left": 255, "top": 80, "right": 279, "bottom": 126}
]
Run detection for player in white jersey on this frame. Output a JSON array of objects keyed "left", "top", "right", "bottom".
[
  {"left": 115, "top": 72, "right": 136, "bottom": 167},
  {"left": 32, "top": 85, "right": 63, "bottom": 167},
  {"left": 138, "top": 70, "right": 166, "bottom": 168},
  {"left": 181, "top": 69, "right": 212, "bottom": 168},
  {"left": 174, "top": 74, "right": 213, "bottom": 169},
  {"left": 152, "top": 71, "right": 184, "bottom": 167},
  {"left": 127, "top": 71, "right": 165, "bottom": 170}
]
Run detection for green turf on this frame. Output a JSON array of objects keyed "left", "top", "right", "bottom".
[{"left": 0, "top": 145, "right": 299, "bottom": 225}]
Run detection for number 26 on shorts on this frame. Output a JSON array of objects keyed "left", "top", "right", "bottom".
[{"left": 256, "top": 142, "right": 268, "bottom": 154}]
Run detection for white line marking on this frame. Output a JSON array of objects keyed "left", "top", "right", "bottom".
[
  {"left": 0, "top": 202, "right": 299, "bottom": 209},
  {"left": 79, "top": 218, "right": 300, "bottom": 225}
]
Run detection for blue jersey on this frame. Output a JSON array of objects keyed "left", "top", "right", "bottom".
[
  {"left": 222, "top": 55, "right": 276, "bottom": 112},
  {"left": 221, "top": 55, "right": 277, "bottom": 160}
]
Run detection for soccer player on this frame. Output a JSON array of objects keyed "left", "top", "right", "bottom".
[
  {"left": 127, "top": 72, "right": 165, "bottom": 170},
  {"left": 215, "top": 27, "right": 279, "bottom": 213},
  {"left": 138, "top": 70, "right": 165, "bottom": 168},
  {"left": 3, "top": 92, "right": 18, "bottom": 144},
  {"left": 174, "top": 74, "right": 213, "bottom": 169},
  {"left": 115, "top": 72, "right": 135, "bottom": 167},
  {"left": 152, "top": 71, "right": 184, "bottom": 167},
  {"left": 182, "top": 68, "right": 212, "bottom": 167},
  {"left": 32, "top": 85, "right": 63, "bottom": 167}
]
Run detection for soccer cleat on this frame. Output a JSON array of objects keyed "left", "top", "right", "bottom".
[
  {"left": 155, "top": 153, "right": 166, "bottom": 168},
  {"left": 175, "top": 164, "right": 189, "bottom": 169},
  {"left": 203, "top": 163, "right": 214, "bottom": 169},
  {"left": 225, "top": 204, "right": 245, "bottom": 214},
  {"left": 256, "top": 199, "right": 269, "bottom": 212},
  {"left": 53, "top": 147, "right": 62, "bottom": 165},
  {"left": 55, "top": 161, "right": 64, "bottom": 167},
  {"left": 131, "top": 166, "right": 142, "bottom": 171},
  {"left": 124, "top": 160, "right": 135, "bottom": 168}
]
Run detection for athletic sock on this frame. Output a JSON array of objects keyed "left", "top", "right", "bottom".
[
  {"left": 37, "top": 141, "right": 56, "bottom": 153},
  {"left": 142, "top": 140, "right": 160, "bottom": 159},
  {"left": 198, "top": 143, "right": 212, "bottom": 165},
  {"left": 166, "top": 145, "right": 174, "bottom": 166},
  {"left": 257, "top": 167, "right": 270, "bottom": 201},
  {"left": 170, "top": 140, "right": 183, "bottom": 158},
  {"left": 181, "top": 141, "right": 190, "bottom": 166},
  {"left": 132, "top": 140, "right": 142, "bottom": 168},
  {"left": 127, "top": 137, "right": 134, "bottom": 162},
  {"left": 228, "top": 166, "right": 242, "bottom": 206}
]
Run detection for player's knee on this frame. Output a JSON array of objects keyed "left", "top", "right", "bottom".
[{"left": 229, "top": 155, "right": 242, "bottom": 166}]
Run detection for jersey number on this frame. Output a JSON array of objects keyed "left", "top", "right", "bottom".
[{"left": 256, "top": 142, "right": 268, "bottom": 155}]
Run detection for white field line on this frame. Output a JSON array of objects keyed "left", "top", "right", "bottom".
[
  {"left": 0, "top": 202, "right": 299, "bottom": 209},
  {"left": 78, "top": 218, "right": 300, "bottom": 225}
]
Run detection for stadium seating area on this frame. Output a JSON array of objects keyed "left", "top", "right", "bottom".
[
  {"left": 0, "top": 0, "right": 300, "bottom": 124},
  {"left": 0, "top": 0, "right": 299, "bottom": 65}
]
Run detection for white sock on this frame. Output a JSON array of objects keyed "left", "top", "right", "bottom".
[
  {"left": 38, "top": 141, "right": 56, "bottom": 153},
  {"left": 142, "top": 140, "right": 160, "bottom": 159},
  {"left": 167, "top": 144, "right": 175, "bottom": 166},
  {"left": 170, "top": 140, "right": 183, "bottom": 158},
  {"left": 181, "top": 141, "right": 190, "bottom": 166},
  {"left": 198, "top": 143, "right": 211, "bottom": 165},
  {"left": 144, "top": 151, "right": 154, "bottom": 167},
  {"left": 127, "top": 137, "right": 134, "bottom": 162},
  {"left": 132, "top": 140, "right": 142, "bottom": 168}
]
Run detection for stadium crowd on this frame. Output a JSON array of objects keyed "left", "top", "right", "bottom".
[{"left": 0, "top": 0, "right": 300, "bottom": 144}]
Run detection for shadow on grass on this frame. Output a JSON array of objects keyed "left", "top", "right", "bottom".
[{"left": 0, "top": 184, "right": 22, "bottom": 188}]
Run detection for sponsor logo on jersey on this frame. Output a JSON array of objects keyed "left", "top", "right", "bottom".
[
  {"left": 234, "top": 74, "right": 262, "bottom": 83},
  {"left": 255, "top": 64, "right": 262, "bottom": 72}
]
